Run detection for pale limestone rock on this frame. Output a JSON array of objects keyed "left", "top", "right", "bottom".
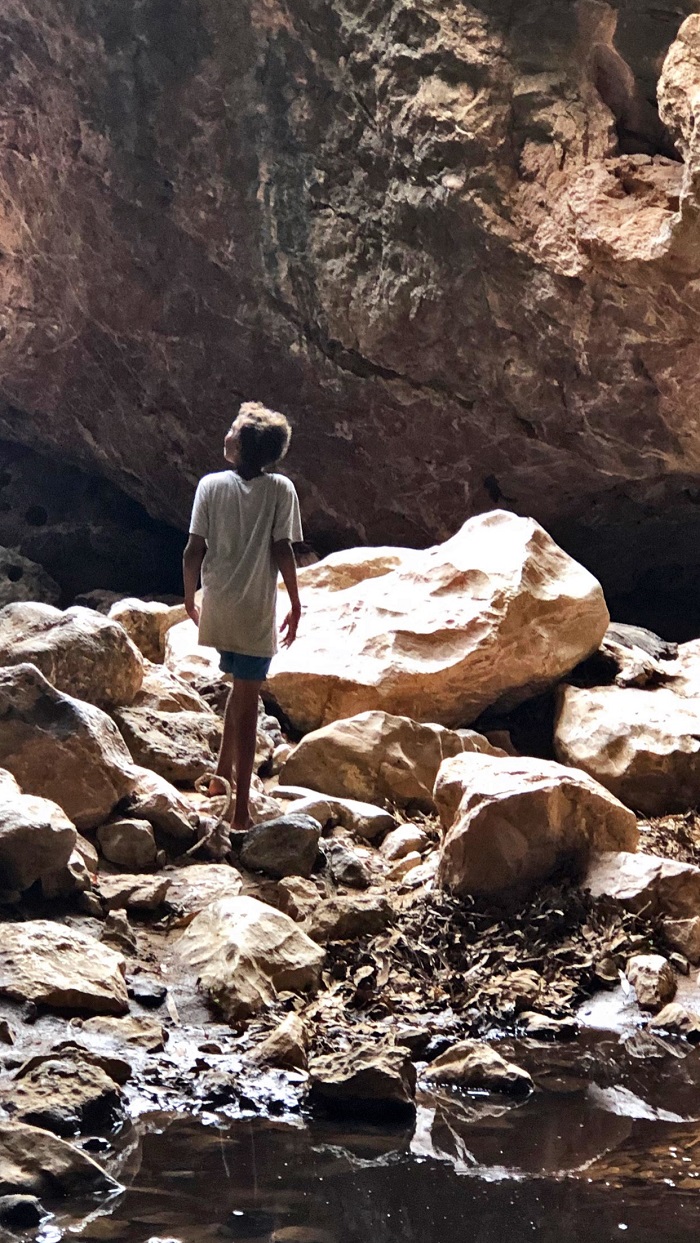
[
  {"left": 0, "top": 1120, "right": 119, "bottom": 1196},
  {"left": 625, "top": 954, "right": 676, "bottom": 1012},
  {"left": 422, "top": 1041, "right": 533, "bottom": 1094},
  {"left": 555, "top": 683, "right": 700, "bottom": 815},
  {"left": 125, "top": 767, "right": 195, "bottom": 842},
  {"left": 96, "top": 873, "right": 172, "bottom": 911},
  {"left": 80, "top": 1015, "right": 166, "bottom": 1051},
  {"left": 649, "top": 1002, "right": 700, "bottom": 1041},
  {"left": 0, "top": 664, "right": 136, "bottom": 830},
  {"left": 0, "top": 922, "right": 128, "bottom": 1014},
  {"left": 0, "top": 602, "right": 143, "bottom": 708},
  {"left": 133, "top": 661, "right": 210, "bottom": 713},
  {"left": 584, "top": 851, "right": 700, "bottom": 920},
  {"left": 5, "top": 1054, "right": 123, "bottom": 1136},
  {"left": 665, "top": 639, "right": 700, "bottom": 700},
  {"left": 281, "top": 710, "right": 503, "bottom": 812},
  {"left": 274, "top": 785, "right": 396, "bottom": 839},
  {"left": 40, "top": 849, "right": 92, "bottom": 900},
  {"left": 240, "top": 814, "right": 321, "bottom": 879},
  {"left": 436, "top": 754, "right": 638, "bottom": 897},
  {"left": 175, "top": 895, "right": 325, "bottom": 1021},
  {"left": 165, "top": 864, "right": 243, "bottom": 921},
  {"left": 662, "top": 917, "right": 700, "bottom": 965},
  {"left": 97, "top": 819, "right": 157, "bottom": 870},
  {"left": 108, "top": 598, "right": 186, "bottom": 663},
  {"left": 380, "top": 825, "right": 430, "bottom": 861},
  {"left": 277, "top": 876, "right": 321, "bottom": 922},
  {"left": 268, "top": 513, "right": 608, "bottom": 731},
  {"left": 0, "top": 768, "right": 76, "bottom": 893},
  {"left": 113, "top": 705, "right": 221, "bottom": 784},
  {"left": 164, "top": 618, "right": 222, "bottom": 685},
  {"left": 251, "top": 1014, "right": 308, "bottom": 1070},
  {"left": 302, "top": 894, "right": 392, "bottom": 943},
  {"left": 309, "top": 1045, "right": 416, "bottom": 1114},
  {"left": 386, "top": 852, "right": 423, "bottom": 882},
  {"left": 74, "top": 835, "right": 99, "bottom": 872}
]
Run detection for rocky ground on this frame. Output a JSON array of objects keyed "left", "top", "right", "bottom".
[{"left": 3, "top": 515, "right": 700, "bottom": 1227}]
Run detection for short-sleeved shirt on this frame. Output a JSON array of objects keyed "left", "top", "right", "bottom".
[{"left": 189, "top": 470, "right": 302, "bottom": 657}]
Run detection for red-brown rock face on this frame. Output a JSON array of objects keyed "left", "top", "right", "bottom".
[{"left": 1, "top": 0, "right": 700, "bottom": 604}]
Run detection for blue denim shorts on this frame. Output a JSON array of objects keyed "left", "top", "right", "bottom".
[{"left": 218, "top": 650, "right": 272, "bottom": 681}]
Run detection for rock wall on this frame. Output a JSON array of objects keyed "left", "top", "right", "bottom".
[{"left": 2, "top": 0, "right": 700, "bottom": 609}]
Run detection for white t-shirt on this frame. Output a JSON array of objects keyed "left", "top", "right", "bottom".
[{"left": 189, "top": 471, "right": 303, "bottom": 656}]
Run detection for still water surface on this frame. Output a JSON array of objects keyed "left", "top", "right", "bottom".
[{"left": 35, "top": 1035, "right": 700, "bottom": 1243}]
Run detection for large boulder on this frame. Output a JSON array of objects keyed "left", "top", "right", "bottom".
[
  {"left": 0, "top": 603, "right": 143, "bottom": 708},
  {"left": 554, "top": 684, "right": 700, "bottom": 815},
  {"left": 107, "top": 598, "right": 186, "bottom": 663},
  {"left": 175, "top": 895, "right": 325, "bottom": 1022},
  {"left": 0, "top": 769, "right": 76, "bottom": 894},
  {"left": 4, "top": 1054, "right": 124, "bottom": 1136},
  {"left": 436, "top": 753, "right": 638, "bottom": 897},
  {"left": 0, "top": 1121, "right": 119, "bottom": 1196},
  {"left": 113, "top": 705, "right": 222, "bottom": 784},
  {"left": 281, "top": 710, "right": 504, "bottom": 811},
  {"left": 584, "top": 851, "right": 700, "bottom": 920},
  {"left": 163, "top": 619, "right": 222, "bottom": 687},
  {"left": 0, "top": 664, "right": 136, "bottom": 830},
  {"left": 267, "top": 513, "right": 608, "bottom": 731},
  {"left": 308, "top": 1045, "right": 416, "bottom": 1116},
  {"left": 0, "top": 921, "right": 128, "bottom": 1015},
  {"left": 422, "top": 1041, "right": 533, "bottom": 1094}
]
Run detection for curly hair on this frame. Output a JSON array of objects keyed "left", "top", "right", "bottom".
[{"left": 235, "top": 402, "right": 292, "bottom": 474}]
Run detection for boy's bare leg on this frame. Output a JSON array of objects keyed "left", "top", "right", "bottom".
[
  {"left": 210, "top": 686, "right": 237, "bottom": 795},
  {"left": 230, "top": 678, "right": 263, "bottom": 830}
]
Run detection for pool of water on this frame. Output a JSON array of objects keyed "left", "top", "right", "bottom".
[{"left": 29, "top": 1035, "right": 700, "bottom": 1243}]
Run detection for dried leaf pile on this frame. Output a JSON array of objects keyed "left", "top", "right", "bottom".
[{"left": 308, "top": 881, "right": 666, "bottom": 1050}]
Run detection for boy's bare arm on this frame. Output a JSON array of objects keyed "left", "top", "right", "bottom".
[
  {"left": 183, "top": 535, "right": 206, "bottom": 624},
  {"left": 273, "top": 539, "right": 301, "bottom": 647}
]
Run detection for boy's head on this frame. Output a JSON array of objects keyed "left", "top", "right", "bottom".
[{"left": 224, "top": 402, "right": 292, "bottom": 475}]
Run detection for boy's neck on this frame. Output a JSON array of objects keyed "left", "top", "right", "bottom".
[{"left": 234, "top": 467, "right": 264, "bottom": 481}]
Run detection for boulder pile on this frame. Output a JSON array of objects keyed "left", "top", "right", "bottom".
[{"left": 2, "top": 511, "right": 700, "bottom": 1216}]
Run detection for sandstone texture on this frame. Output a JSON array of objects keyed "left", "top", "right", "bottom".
[
  {"left": 281, "top": 710, "right": 503, "bottom": 811},
  {"left": 96, "top": 819, "right": 158, "bottom": 871},
  {"left": 269, "top": 514, "right": 608, "bottom": 730},
  {"left": 555, "top": 683, "right": 700, "bottom": 814},
  {"left": 0, "top": 922, "right": 128, "bottom": 1015},
  {"left": 308, "top": 1046, "right": 416, "bottom": 1115},
  {"left": 3, "top": 0, "right": 700, "bottom": 614},
  {"left": 436, "top": 753, "right": 638, "bottom": 897},
  {"left": 175, "top": 896, "right": 325, "bottom": 1022},
  {"left": 4, "top": 1054, "right": 123, "bottom": 1136},
  {"left": 0, "top": 603, "right": 143, "bottom": 708},
  {"left": 0, "top": 664, "right": 136, "bottom": 830},
  {"left": 239, "top": 814, "right": 322, "bottom": 879},
  {"left": 0, "top": 769, "right": 76, "bottom": 894}
]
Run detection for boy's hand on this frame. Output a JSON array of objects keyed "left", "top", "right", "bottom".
[
  {"left": 280, "top": 604, "right": 301, "bottom": 647},
  {"left": 186, "top": 600, "right": 200, "bottom": 625}
]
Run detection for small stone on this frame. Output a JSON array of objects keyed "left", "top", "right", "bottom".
[
  {"left": 0, "top": 1119, "right": 120, "bottom": 1196},
  {"left": 309, "top": 1044, "right": 416, "bottom": 1116},
  {"left": 625, "top": 954, "right": 677, "bottom": 1012},
  {"left": 128, "top": 977, "right": 167, "bottom": 1008},
  {"left": 101, "top": 910, "right": 137, "bottom": 955},
  {"left": 323, "top": 839, "right": 371, "bottom": 889},
  {"left": 0, "top": 921, "right": 128, "bottom": 1015},
  {"left": 386, "top": 851, "right": 422, "bottom": 881},
  {"left": 251, "top": 1014, "right": 308, "bottom": 1071},
  {"left": 423, "top": 1041, "right": 533, "bottom": 1094},
  {"left": 97, "top": 874, "right": 171, "bottom": 911},
  {"left": 302, "top": 895, "right": 393, "bottom": 944},
  {"left": 662, "top": 915, "right": 700, "bottom": 965},
  {"left": 0, "top": 1195, "right": 48, "bottom": 1228},
  {"left": 380, "top": 824, "right": 429, "bottom": 861},
  {"left": 649, "top": 1002, "right": 700, "bottom": 1041},
  {"left": 97, "top": 819, "right": 158, "bottom": 871},
  {"left": 4, "top": 1055, "right": 123, "bottom": 1136},
  {"left": 81, "top": 1015, "right": 166, "bottom": 1051},
  {"left": 0, "top": 1021, "right": 13, "bottom": 1046},
  {"left": 240, "top": 814, "right": 321, "bottom": 879},
  {"left": 517, "top": 1011, "right": 578, "bottom": 1039},
  {"left": 277, "top": 876, "right": 320, "bottom": 922}
]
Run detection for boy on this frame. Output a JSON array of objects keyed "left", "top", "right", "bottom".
[{"left": 182, "top": 402, "right": 302, "bottom": 829}]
